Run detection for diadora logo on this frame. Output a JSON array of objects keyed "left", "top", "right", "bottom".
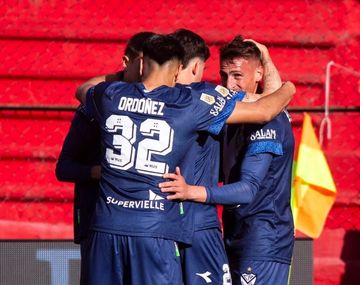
[
  {"left": 250, "top": 129, "right": 276, "bottom": 141},
  {"left": 106, "top": 190, "right": 165, "bottom": 211},
  {"left": 196, "top": 271, "right": 212, "bottom": 283}
]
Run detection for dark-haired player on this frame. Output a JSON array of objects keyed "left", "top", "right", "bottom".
[
  {"left": 220, "top": 36, "right": 295, "bottom": 285},
  {"left": 160, "top": 36, "right": 295, "bottom": 285},
  {"left": 55, "top": 31, "right": 155, "bottom": 285},
  {"left": 76, "top": 34, "right": 295, "bottom": 284},
  {"left": 171, "top": 29, "right": 290, "bottom": 285}
]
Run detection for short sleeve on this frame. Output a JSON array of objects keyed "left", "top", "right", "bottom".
[
  {"left": 190, "top": 82, "right": 246, "bottom": 135},
  {"left": 85, "top": 82, "right": 111, "bottom": 122}
]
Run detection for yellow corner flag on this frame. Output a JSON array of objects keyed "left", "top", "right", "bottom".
[{"left": 291, "top": 113, "right": 337, "bottom": 238}]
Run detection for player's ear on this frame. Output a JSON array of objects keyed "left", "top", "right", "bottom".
[
  {"left": 192, "top": 60, "right": 198, "bottom": 76},
  {"left": 139, "top": 57, "right": 144, "bottom": 77},
  {"left": 122, "top": 55, "right": 130, "bottom": 69},
  {"left": 255, "top": 65, "right": 264, "bottom": 83},
  {"left": 174, "top": 63, "right": 182, "bottom": 83}
]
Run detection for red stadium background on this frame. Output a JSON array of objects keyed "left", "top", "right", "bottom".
[{"left": 1, "top": 1, "right": 359, "bottom": 284}]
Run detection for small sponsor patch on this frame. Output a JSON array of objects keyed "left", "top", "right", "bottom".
[
  {"left": 215, "top": 85, "right": 230, "bottom": 97},
  {"left": 200, "top": 93, "right": 215, "bottom": 105}
]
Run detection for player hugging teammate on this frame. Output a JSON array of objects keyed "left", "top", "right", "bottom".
[{"left": 57, "top": 30, "right": 295, "bottom": 285}]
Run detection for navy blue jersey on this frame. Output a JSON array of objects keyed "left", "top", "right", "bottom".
[
  {"left": 222, "top": 111, "right": 295, "bottom": 264},
  {"left": 191, "top": 132, "right": 221, "bottom": 230},
  {"left": 55, "top": 105, "right": 101, "bottom": 243},
  {"left": 188, "top": 86, "right": 246, "bottom": 231},
  {"left": 85, "top": 81, "right": 237, "bottom": 244}
]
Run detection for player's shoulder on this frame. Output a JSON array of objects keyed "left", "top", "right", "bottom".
[
  {"left": 266, "top": 110, "right": 292, "bottom": 131},
  {"left": 148, "top": 84, "right": 192, "bottom": 106},
  {"left": 103, "top": 80, "right": 132, "bottom": 92},
  {"left": 96, "top": 81, "right": 138, "bottom": 101},
  {"left": 189, "top": 82, "right": 227, "bottom": 96}
]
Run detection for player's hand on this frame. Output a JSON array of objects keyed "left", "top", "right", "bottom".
[
  {"left": 159, "top": 167, "right": 191, "bottom": 201},
  {"left": 244, "top": 39, "right": 270, "bottom": 64}
]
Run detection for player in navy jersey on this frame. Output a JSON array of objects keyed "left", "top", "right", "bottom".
[
  {"left": 171, "top": 28, "right": 230, "bottom": 285},
  {"left": 220, "top": 37, "right": 295, "bottom": 285},
  {"left": 171, "top": 29, "right": 286, "bottom": 285},
  {"left": 76, "top": 34, "right": 295, "bottom": 285},
  {"left": 55, "top": 31, "right": 155, "bottom": 285},
  {"left": 159, "top": 36, "right": 295, "bottom": 285}
]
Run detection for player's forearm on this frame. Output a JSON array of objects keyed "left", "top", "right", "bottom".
[
  {"left": 206, "top": 181, "right": 257, "bottom": 205},
  {"left": 76, "top": 83, "right": 94, "bottom": 104},
  {"left": 207, "top": 153, "right": 272, "bottom": 205},
  {"left": 258, "top": 81, "right": 295, "bottom": 120},
  {"left": 75, "top": 73, "right": 118, "bottom": 104},
  {"left": 262, "top": 55, "right": 282, "bottom": 95},
  {"left": 227, "top": 81, "right": 295, "bottom": 124}
]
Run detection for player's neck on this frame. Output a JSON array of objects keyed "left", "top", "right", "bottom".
[{"left": 142, "top": 71, "right": 176, "bottom": 90}]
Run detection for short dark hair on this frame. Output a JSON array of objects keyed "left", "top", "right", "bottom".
[
  {"left": 143, "top": 34, "right": 184, "bottom": 65},
  {"left": 124, "top": 31, "right": 156, "bottom": 60},
  {"left": 220, "top": 35, "right": 261, "bottom": 62},
  {"left": 171, "top": 29, "right": 210, "bottom": 68}
]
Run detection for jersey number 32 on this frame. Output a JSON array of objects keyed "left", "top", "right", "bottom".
[{"left": 105, "top": 115, "right": 174, "bottom": 177}]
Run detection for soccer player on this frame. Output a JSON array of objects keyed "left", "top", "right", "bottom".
[
  {"left": 171, "top": 29, "right": 286, "bottom": 285},
  {"left": 75, "top": 34, "right": 294, "bottom": 285},
  {"left": 55, "top": 31, "right": 155, "bottom": 285},
  {"left": 160, "top": 36, "right": 295, "bottom": 285},
  {"left": 170, "top": 28, "right": 231, "bottom": 285}
]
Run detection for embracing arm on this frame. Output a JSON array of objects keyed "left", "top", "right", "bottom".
[
  {"left": 226, "top": 81, "right": 295, "bottom": 124},
  {"left": 206, "top": 153, "right": 272, "bottom": 204},
  {"left": 75, "top": 72, "right": 122, "bottom": 104},
  {"left": 159, "top": 153, "right": 272, "bottom": 205}
]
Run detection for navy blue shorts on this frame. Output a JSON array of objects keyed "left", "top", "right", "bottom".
[
  {"left": 180, "top": 228, "right": 231, "bottom": 285},
  {"left": 230, "top": 259, "right": 290, "bottom": 285},
  {"left": 82, "top": 231, "right": 183, "bottom": 285},
  {"left": 79, "top": 238, "right": 87, "bottom": 285}
]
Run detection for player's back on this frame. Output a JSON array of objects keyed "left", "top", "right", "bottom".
[{"left": 87, "top": 81, "right": 235, "bottom": 244}]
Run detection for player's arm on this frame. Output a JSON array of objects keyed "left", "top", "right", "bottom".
[
  {"left": 75, "top": 72, "right": 122, "bottom": 104},
  {"left": 225, "top": 40, "right": 285, "bottom": 120},
  {"left": 55, "top": 111, "right": 101, "bottom": 182},
  {"left": 246, "top": 39, "right": 282, "bottom": 94},
  {"left": 226, "top": 81, "right": 295, "bottom": 124},
  {"left": 159, "top": 152, "right": 272, "bottom": 204}
]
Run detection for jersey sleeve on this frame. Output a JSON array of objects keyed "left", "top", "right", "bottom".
[
  {"left": 85, "top": 81, "right": 112, "bottom": 122},
  {"left": 190, "top": 82, "right": 246, "bottom": 135},
  {"left": 244, "top": 118, "right": 284, "bottom": 156},
  {"left": 205, "top": 152, "right": 273, "bottom": 205}
]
